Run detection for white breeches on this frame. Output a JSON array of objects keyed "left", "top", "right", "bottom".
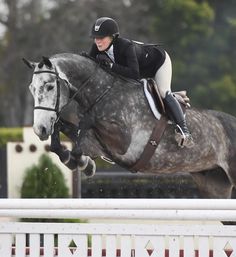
[{"left": 154, "top": 51, "right": 172, "bottom": 98}]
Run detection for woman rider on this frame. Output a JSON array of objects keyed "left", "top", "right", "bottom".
[{"left": 89, "top": 17, "right": 194, "bottom": 148}]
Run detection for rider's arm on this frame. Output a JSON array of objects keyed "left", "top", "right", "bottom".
[{"left": 111, "top": 43, "right": 140, "bottom": 80}]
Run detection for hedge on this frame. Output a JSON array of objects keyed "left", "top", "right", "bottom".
[
  {"left": 0, "top": 127, "right": 23, "bottom": 147},
  {"left": 0, "top": 127, "right": 69, "bottom": 147}
]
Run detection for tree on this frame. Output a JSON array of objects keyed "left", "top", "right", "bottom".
[
  {"left": 0, "top": 0, "right": 47, "bottom": 126},
  {"left": 190, "top": 0, "right": 236, "bottom": 114},
  {"left": 148, "top": 0, "right": 236, "bottom": 115},
  {"left": 21, "top": 154, "right": 69, "bottom": 198}
]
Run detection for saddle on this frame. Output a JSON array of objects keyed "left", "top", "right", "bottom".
[
  {"left": 132, "top": 79, "right": 191, "bottom": 172},
  {"left": 144, "top": 78, "right": 190, "bottom": 118}
]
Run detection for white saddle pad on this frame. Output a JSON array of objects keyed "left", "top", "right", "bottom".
[{"left": 142, "top": 79, "right": 161, "bottom": 120}]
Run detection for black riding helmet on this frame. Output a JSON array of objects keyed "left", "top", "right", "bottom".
[{"left": 91, "top": 17, "right": 119, "bottom": 38}]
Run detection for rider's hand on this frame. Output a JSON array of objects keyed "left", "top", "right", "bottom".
[
  {"left": 80, "top": 51, "right": 90, "bottom": 58},
  {"left": 96, "top": 54, "right": 113, "bottom": 69}
]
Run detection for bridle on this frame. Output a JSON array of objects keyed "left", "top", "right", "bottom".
[
  {"left": 33, "top": 70, "right": 64, "bottom": 116},
  {"left": 32, "top": 65, "right": 113, "bottom": 122},
  {"left": 32, "top": 62, "right": 118, "bottom": 157},
  {"left": 33, "top": 66, "right": 97, "bottom": 117}
]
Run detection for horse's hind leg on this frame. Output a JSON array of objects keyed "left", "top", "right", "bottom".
[
  {"left": 191, "top": 168, "right": 232, "bottom": 198},
  {"left": 226, "top": 157, "right": 236, "bottom": 199}
]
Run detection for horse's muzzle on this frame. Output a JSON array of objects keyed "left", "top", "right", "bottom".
[{"left": 33, "top": 124, "right": 53, "bottom": 141}]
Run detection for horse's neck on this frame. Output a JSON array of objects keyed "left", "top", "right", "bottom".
[
  {"left": 57, "top": 59, "right": 116, "bottom": 112},
  {"left": 54, "top": 57, "right": 88, "bottom": 91},
  {"left": 55, "top": 57, "right": 93, "bottom": 86},
  {"left": 54, "top": 55, "right": 142, "bottom": 118}
]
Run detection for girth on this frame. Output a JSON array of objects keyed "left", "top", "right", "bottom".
[{"left": 131, "top": 115, "right": 168, "bottom": 172}]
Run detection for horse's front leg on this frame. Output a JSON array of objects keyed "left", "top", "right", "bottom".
[
  {"left": 76, "top": 153, "right": 96, "bottom": 177},
  {"left": 50, "top": 126, "right": 78, "bottom": 171},
  {"left": 51, "top": 122, "right": 96, "bottom": 177},
  {"left": 70, "top": 129, "right": 96, "bottom": 177}
]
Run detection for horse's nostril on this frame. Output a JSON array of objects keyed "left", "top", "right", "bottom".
[{"left": 41, "top": 126, "right": 47, "bottom": 136}]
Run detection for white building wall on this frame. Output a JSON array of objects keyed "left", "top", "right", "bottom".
[{"left": 7, "top": 127, "right": 72, "bottom": 198}]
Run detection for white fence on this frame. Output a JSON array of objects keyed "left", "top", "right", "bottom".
[{"left": 0, "top": 198, "right": 236, "bottom": 257}]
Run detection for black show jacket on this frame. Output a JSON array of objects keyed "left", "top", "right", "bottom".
[{"left": 89, "top": 37, "right": 166, "bottom": 80}]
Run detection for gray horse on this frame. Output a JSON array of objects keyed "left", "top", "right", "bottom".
[{"left": 24, "top": 53, "right": 236, "bottom": 198}]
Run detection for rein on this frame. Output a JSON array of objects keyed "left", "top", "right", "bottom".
[{"left": 82, "top": 76, "right": 116, "bottom": 116}]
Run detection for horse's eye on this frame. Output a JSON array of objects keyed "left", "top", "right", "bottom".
[{"left": 47, "top": 84, "right": 54, "bottom": 91}]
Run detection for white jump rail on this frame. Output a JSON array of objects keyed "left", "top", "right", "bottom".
[
  {"left": 0, "top": 198, "right": 236, "bottom": 257},
  {"left": 0, "top": 198, "right": 236, "bottom": 220}
]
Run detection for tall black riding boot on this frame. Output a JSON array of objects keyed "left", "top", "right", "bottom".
[{"left": 163, "top": 92, "right": 194, "bottom": 148}]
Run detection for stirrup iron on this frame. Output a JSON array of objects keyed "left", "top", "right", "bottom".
[
  {"left": 175, "top": 125, "right": 186, "bottom": 148},
  {"left": 175, "top": 125, "right": 194, "bottom": 148}
]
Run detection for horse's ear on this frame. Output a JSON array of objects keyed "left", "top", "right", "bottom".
[
  {"left": 22, "top": 58, "right": 36, "bottom": 69},
  {"left": 42, "top": 56, "right": 52, "bottom": 68}
]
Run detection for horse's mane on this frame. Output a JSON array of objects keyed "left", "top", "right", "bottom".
[{"left": 50, "top": 53, "right": 142, "bottom": 87}]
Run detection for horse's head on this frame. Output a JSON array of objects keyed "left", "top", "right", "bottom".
[{"left": 23, "top": 56, "right": 70, "bottom": 140}]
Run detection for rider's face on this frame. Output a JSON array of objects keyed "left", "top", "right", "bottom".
[{"left": 95, "top": 36, "right": 113, "bottom": 51}]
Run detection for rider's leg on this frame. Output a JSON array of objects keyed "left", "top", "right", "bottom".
[
  {"left": 164, "top": 92, "right": 194, "bottom": 148},
  {"left": 154, "top": 51, "right": 172, "bottom": 99},
  {"left": 154, "top": 51, "right": 194, "bottom": 148}
]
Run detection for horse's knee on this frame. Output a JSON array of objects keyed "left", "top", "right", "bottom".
[
  {"left": 59, "top": 151, "right": 78, "bottom": 171},
  {"left": 71, "top": 146, "right": 83, "bottom": 159},
  {"left": 50, "top": 144, "right": 71, "bottom": 164}
]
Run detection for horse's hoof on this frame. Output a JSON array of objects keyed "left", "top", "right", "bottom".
[
  {"left": 82, "top": 159, "right": 96, "bottom": 177},
  {"left": 77, "top": 155, "right": 89, "bottom": 170}
]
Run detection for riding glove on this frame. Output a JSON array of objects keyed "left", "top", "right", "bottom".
[
  {"left": 80, "top": 51, "right": 91, "bottom": 58},
  {"left": 96, "top": 54, "right": 113, "bottom": 69}
]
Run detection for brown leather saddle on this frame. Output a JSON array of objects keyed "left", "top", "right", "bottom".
[
  {"left": 146, "top": 78, "right": 190, "bottom": 115},
  {"left": 131, "top": 78, "right": 190, "bottom": 172}
]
